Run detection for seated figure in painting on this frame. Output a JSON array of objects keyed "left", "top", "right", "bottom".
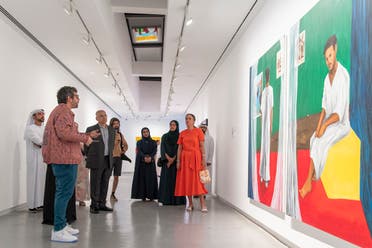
[{"left": 299, "top": 35, "right": 350, "bottom": 198}]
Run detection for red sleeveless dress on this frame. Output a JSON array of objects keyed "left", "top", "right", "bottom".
[{"left": 174, "top": 128, "right": 208, "bottom": 196}]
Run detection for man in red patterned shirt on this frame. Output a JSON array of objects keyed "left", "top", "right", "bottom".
[{"left": 42, "top": 86, "right": 99, "bottom": 243}]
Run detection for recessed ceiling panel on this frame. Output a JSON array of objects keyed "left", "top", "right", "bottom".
[
  {"left": 134, "top": 47, "right": 162, "bottom": 61},
  {"left": 125, "top": 14, "right": 165, "bottom": 62},
  {"left": 139, "top": 81, "right": 161, "bottom": 112}
]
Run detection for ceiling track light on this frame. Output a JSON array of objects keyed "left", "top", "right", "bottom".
[
  {"left": 163, "top": 1, "right": 191, "bottom": 116},
  {"left": 64, "top": 0, "right": 74, "bottom": 15},
  {"left": 82, "top": 33, "right": 91, "bottom": 45},
  {"left": 104, "top": 68, "right": 111, "bottom": 78},
  {"left": 96, "top": 54, "right": 103, "bottom": 64},
  {"left": 186, "top": 18, "right": 193, "bottom": 26},
  {"left": 64, "top": 1, "right": 136, "bottom": 118}
]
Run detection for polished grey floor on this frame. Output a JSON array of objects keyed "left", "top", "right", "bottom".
[{"left": 0, "top": 173, "right": 286, "bottom": 248}]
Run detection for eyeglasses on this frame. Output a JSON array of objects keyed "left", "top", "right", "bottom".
[{"left": 73, "top": 94, "right": 80, "bottom": 99}]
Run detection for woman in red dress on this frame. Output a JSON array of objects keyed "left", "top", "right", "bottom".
[{"left": 175, "top": 113, "right": 208, "bottom": 212}]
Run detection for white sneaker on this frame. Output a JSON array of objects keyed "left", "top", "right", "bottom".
[
  {"left": 51, "top": 229, "right": 78, "bottom": 243},
  {"left": 64, "top": 225, "right": 79, "bottom": 235}
]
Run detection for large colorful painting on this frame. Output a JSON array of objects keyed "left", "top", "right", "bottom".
[
  {"left": 248, "top": 38, "right": 285, "bottom": 211},
  {"left": 248, "top": 0, "right": 372, "bottom": 246},
  {"left": 293, "top": 0, "right": 372, "bottom": 246}
]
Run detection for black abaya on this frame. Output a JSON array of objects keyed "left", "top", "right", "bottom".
[
  {"left": 131, "top": 133, "right": 158, "bottom": 200},
  {"left": 158, "top": 124, "right": 185, "bottom": 205},
  {"left": 158, "top": 161, "right": 185, "bottom": 205}
]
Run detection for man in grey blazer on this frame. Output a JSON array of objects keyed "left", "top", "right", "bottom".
[{"left": 85, "top": 110, "right": 115, "bottom": 213}]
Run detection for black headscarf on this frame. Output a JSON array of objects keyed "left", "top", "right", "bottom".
[
  {"left": 162, "top": 120, "right": 179, "bottom": 158},
  {"left": 141, "top": 127, "right": 152, "bottom": 140},
  {"left": 167, "top": 120, "right": 179, "bottom": 144},
  {"left": 138, "top": 127, "right": 157, "bottom": 158}
]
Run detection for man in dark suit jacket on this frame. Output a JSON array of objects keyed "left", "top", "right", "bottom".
[{"left": 85, "top": 110, "right": 115, "bottom": 213}]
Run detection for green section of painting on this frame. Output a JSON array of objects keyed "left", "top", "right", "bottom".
[{"left": 297, "top": 0, "right": 352, "bottom": 119}]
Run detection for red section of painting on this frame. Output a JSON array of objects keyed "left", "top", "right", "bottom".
[
  {"left": 255, "top": 152, "right": 278, "bottom": 207},
  {"left": 297, "top": 149, "right": 372, "bottom": 247}
]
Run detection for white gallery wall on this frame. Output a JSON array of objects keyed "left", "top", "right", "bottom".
[
  {"left": 120, "top": 115, "right": 186, "bottom": 173},
  {"left": 188, "top": 0, "right": 341, "bottom": 247},
  {"left": 0, "top": 15, "right": 119, "bottom": 212}
]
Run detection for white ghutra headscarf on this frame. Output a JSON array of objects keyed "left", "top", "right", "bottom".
[{"left": 24, "top": 109, "right": 44, "bottom": 140}]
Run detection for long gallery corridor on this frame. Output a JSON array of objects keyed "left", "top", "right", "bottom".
[
  {"left": 0, "top": 174, "right": 286, "bottom": 248},
  {"left": 1, "top": 0, "right": 369, "bottom": 247}
]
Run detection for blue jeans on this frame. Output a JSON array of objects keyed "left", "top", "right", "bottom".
[{"left": 51, "top": 164, "right": 77, "bottom": 231}]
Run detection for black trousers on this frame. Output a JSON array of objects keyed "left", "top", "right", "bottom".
[{"left": 90, "top": 156, "right": 111, "bottom": 208}]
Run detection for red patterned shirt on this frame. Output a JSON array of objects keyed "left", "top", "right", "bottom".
[{"left": 42, "top": 104, "right": 89, "bottom": 165}]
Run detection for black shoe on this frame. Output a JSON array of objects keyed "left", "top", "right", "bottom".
[
  {"left": 28, "top": 208, "right": 37, "bottom": 213},
  {"left": 36, "top": 206, "right": 43, "bottom": 211},
  {"left": 99, "top": 205, "right": 113, "bottom": 211},
  {"left": 90, "top": 207, "right": 99, "bottom": 214}
]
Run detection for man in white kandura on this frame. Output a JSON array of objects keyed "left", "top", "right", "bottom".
[
  {"left": 200, "top": 119, "right": 214, "bottom": 195},
  {"left": 299, "top": 35, "right": 350, "bottom": 198},
  {"left": 260, "top": 68, "right": 274, "bottom": 188},
  {"left": 24, "top": 109, "right": 46, "bottom": 212}
]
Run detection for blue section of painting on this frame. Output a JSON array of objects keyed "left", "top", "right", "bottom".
[
  {"left": 351, "top": 0, "right": 372, "bottom": 236},
  {"left": 248, "top": 66, "right": 253, "bottom": 198}
]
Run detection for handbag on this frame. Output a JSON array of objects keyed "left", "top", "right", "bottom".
[
  {"left": 121, "top": 153, "right": 132, "bottom": 163},
  {"left": 157, "top": 158, "right": 163, "bottom": 167},
  {"left": 119, "top": 132, "right": 131, "bottom": 163},
  {"left": 157, "top": 158, "right": 168, "bottom": 167},
  {"left": 199, "top": 169, "right": 211, "bottom": 184}
]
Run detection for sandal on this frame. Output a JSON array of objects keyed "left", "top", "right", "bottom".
[
  {"left": 111, "top": 193, "right": 118, "bottom": 202},
  {"left": 186, "top": 206, "right": 194, "bottom": 211},
  {"left": 201, "top": 207, "right": 208, "bottom": 213},
  {"left": 79, "top": 201, "right": 86, "bottom": 206}
]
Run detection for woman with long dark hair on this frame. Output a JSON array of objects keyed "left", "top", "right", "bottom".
[
  {"left": 158, "top": 120, "right": 186, "bottom": 205},
  {"left": 131, "top": 127, "right": 158, "bottom": 200}
]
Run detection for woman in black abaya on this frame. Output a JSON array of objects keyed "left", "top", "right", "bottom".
[
  {"left": 131, "top": 127, "right": 158, "bottom": 200},
  {"left": 158, "top": 120, "right": 186, "bottom": 205}
]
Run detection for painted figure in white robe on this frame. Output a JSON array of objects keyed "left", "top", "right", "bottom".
[
  {"left": 200, "top": 119, "right": 214, "bottom": 195},
  {"left": 300, "top": 35, "right": 350, "bottom": 198},
  {"left": 24, "top": 109, "right": 46, "bottom": 211},
  {"left": 260, "top": 68, "right": 274, "bottom": 187}
]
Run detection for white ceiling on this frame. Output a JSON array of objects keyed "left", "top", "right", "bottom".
[{"left": 0, "top": 0, "right": 257, "bottom": 119}]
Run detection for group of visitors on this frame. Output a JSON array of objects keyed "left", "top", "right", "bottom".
[
  {"left": 24, "top": 86, "right": 131, "bottom": 242},
  {"left": 131, "top": 114, "right": 214, "bottom": 213},
  {"left": 24, "top": 86, "right": 214, "bottom": 243}
]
